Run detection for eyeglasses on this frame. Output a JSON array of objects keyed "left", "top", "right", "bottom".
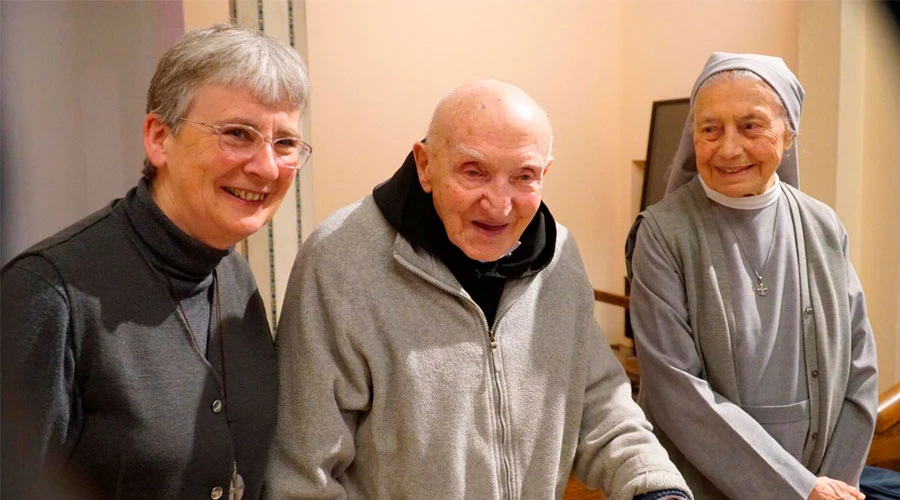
[{"left": 180, "top": 118, "right": 312, "bottom": 170}]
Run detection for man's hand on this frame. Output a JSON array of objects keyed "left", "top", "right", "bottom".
[{"left": 808, "top": 477, "right": 865, "bottom": 500}]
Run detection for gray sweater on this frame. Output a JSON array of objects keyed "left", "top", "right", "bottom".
[
  {"left": 267, "top": 195, "right": 690, "bottom": 500},
  {"left": 1, "top": 182, "right": 277, "bottom": 499}
]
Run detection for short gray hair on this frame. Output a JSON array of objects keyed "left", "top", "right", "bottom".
[
  {"left": 698, "top": 69, "right": 797, "bottom": 138},
  {"left": 142, "top": 24, "right": 310, "bottom": 181}
]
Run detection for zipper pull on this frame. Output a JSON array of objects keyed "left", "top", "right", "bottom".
[{"left": 490, "top": 340, "right": 503, "bottom": 373}]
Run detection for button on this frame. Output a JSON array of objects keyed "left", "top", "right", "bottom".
[
  {"left": 805, "top": 307, "right": 813, "bottom": 315},
  {"left": 811, "top": 432, "right": 818, "bottom": 441},
  {"left": 811, "top": 370, "right": 819, "bottom": 378},
  {"left": 210, "top": 486, "right": 224, "bottom": 499},
  {"left": 211, "top": 400, "right": 223, "bottom": 414}
]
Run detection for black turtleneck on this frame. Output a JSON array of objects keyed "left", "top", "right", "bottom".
[
  {"left": 373, "top": 151, "right": 556, "bottom": 327},
  {"left": 121, "top": 179, "right": 230, "bottom": 356}
]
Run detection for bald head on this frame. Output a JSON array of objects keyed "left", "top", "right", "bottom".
[
  {"left": 425, "top": 80, "right": 553, "bottom": 161},
  {"left": 412, "top": 80, "right": 554, "bottom": 262}
]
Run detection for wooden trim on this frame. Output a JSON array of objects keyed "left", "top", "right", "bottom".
[
  {"left": 867, "top": 382, "right": 900, "bottom": 472},
  {"left": 875, "top": 382, "right": 900, "bottom": 434},
  {"left": 593, "top": 289, "right": 630, "bottom": 309}
]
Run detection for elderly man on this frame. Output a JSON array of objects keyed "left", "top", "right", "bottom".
[
  {"left": 267, "top": 80, "right": 690, "bottom": 500},
  {"left": 1, "top": 25, "right": 310, "bottom": 500}
]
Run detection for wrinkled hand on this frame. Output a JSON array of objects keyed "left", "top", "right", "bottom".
[{"left": 807, "top": 476, "right": 865, "bottom": 500}]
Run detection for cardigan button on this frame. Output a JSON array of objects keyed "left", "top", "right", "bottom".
[
  {"left": 811, "top": 432, "right": 819, "bottom": 441},
  {"left": 811, "top": 369, "right": 819, "bottom": 378},
  {"left": 804, "top": 307, "right": 813, "bottom": 315},
  {"left": 211, "top": 399, "right": 223, "bottom": 414},
  {"left": 210, "top": 486, "right": 224, "bottom": 499}
]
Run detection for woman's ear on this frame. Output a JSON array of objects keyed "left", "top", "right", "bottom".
[
  {"left": 143, "top": 113, "right": 171, "bottom": 170},
  {"left": 782, "top": 130, "right": 794, "bottom": 152},
  {"left": 782, "top": 117, "right": 795, "bottom": 152}
]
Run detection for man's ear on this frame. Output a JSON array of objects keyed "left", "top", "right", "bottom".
[
  {"left": 542, "top": 156, "right": 554, "bottom": 179},
  {"left": 412, "top": 141, "right": 433, "bottom": 193},
  {"left": 143, "top": 113, "right": 171, "bottom": 171}
]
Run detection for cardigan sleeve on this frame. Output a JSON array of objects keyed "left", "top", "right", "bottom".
[
  {"left": 1, "top": 255, "right": 80, "bottom": 499},
  {"left": 629, "top": 222, "right": 818, "bottom": 499},
  {"left": 815, "top": 231, "right": 878, "bottom": 484}
]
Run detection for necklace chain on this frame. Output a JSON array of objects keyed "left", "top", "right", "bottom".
[
  {"left": 161, "top": 269, "right": 228, "bottom": 400},
  {"left": 161, "top": 269, "right": 241, "bottom": 497},
  {"left": 719, "top": 200, "right": 780, "bottom": 297}
]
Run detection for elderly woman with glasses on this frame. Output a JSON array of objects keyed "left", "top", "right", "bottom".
[
  {"left": 1, "top": 24, "right": 309, "bottom": 500},
  {"left": 626, "top": 52, "right": 878, "bottom": 500}
]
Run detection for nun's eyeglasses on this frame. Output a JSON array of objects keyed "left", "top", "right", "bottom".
[{"left": 180, "top": 118, "right": 312, "bottom": 170}]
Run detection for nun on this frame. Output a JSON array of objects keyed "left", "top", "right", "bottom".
[{"left": 626, "top": 52, "right": 879, "bottom": 500}]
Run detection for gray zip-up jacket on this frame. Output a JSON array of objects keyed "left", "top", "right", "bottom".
[{"left": 266, "top": 196, "right": 689, "bottom": 500}]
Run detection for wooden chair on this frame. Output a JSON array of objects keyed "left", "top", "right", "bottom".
[{"left": 866, "top": 382, "right": 900, "bottom": 472}]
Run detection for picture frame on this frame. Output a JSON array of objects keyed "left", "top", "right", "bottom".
[{"left": 640, "top": 97, "right": 691, "bottom": 211}]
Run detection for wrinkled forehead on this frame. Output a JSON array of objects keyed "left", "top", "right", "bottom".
[
  {"left": 432, "top": 120, "right": 550, "bottom": 164},
  {"left": 694, "top": 77, "right": 781, "bottom": 113},
  {"left": 439, "top": 105, "right": 550, "bottom": 150},
  {"left": 449, "top": 143, "right": 548, "bottom": 170}
]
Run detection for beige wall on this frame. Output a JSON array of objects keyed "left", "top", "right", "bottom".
[
  {"left": 796, "top": 0, "right": 900, "bottom": 392},
  {"left": 182, "top": 0, "right": 229, "bottom": 32},
  {"left": 798, "top": 0, "right": 842, "bottom": 208},
  {"left": 860, "top": 2, "right": 900, "bottom": 392}
]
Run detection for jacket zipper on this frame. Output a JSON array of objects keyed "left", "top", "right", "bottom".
[
  {"left": 394, "top": 253, "right": 517, "bottom": 499},
  {"left": 490, "top": 300, "right": 520, "bottom": 499}
]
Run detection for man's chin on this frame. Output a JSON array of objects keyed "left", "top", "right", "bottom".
[{"left": 458, "top": 246, "right": 510, "bottom": 263}]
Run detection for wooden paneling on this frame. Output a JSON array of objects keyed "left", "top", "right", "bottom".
[{"left": 867, "top": 382, "right": 900, "bottom": 472}]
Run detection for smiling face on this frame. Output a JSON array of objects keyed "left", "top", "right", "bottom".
[
  {"left": 413, "top": 81, "right": 552, "bottom": 262},
  {"left": 693, "top": 77, "right": 793, "bottom": 197},
  {"left": 144, "top": 84, "right": 301, "bottom": 249}
]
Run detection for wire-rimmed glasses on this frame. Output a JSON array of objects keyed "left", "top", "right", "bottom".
[{"left": 180, "top": 118, "right": 312, "bottom": 170}]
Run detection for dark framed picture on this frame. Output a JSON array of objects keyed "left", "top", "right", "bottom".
[{"left": 640, "top": 98, "right": 691, "bottom": 211}]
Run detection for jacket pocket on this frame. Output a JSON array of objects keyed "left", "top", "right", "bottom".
[{"left": 743, "top": 399, "right": 810, "bottom": 458}]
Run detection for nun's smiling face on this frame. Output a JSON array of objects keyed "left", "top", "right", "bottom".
[{"left": 692, "top": 77, "right": 793, "bottom": 197}]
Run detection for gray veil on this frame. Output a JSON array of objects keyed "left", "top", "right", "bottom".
[{"left": 664, "top": 52, "right": 805, "bottom": 195}]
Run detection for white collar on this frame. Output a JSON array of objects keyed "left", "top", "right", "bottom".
[{"left": 699, "top": 174, "right": 781, "bottom": 210}]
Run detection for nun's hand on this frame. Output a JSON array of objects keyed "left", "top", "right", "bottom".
[{"left": 807, "top": 477, "right": 865, "bottom": 500}]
